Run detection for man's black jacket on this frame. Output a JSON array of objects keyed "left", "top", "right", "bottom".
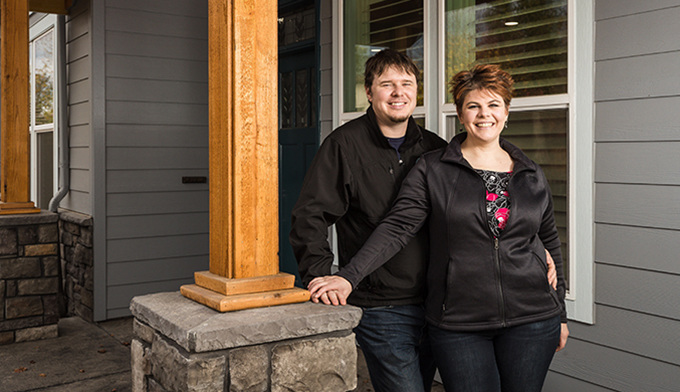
[{"left": 289, "top": 107, "right": 447, "bottom": 307}]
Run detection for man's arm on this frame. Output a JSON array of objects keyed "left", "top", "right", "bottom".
[
  {"left": 289, "top": 138, "right": 352, "bottom": 286},
  {"left": 312, "top": 156, "right": 432, "bottom": 301}
]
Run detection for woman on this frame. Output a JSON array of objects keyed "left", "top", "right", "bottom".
[{"left": 309, "top": 64, "right": 568, "bottom": 392}]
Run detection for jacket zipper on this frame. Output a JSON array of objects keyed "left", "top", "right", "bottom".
[
  {"left": 494, "top": 237, "right": 507, "bottom": 327},
  {"left": 475, "top": 168, "right": 508, "bottom": 328}
]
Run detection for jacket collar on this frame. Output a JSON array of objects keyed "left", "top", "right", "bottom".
[
  {"left": 366, "top": 106, "right": 423, "bottom": 151},
  {"left": 440, "top": 132, "right": 536, "bottom": 172}
]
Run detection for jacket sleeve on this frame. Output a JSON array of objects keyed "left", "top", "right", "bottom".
[
  {"left": 289, "top": 138, "right": 352, "bottom": 286},
  {"left": 336, "top": 156, "right": 431, "bottom": 288},
  {"left": 536, "top": 166, "right": 568, "bottom": 323}
]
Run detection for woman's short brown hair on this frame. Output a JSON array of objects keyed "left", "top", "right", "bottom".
[
  {"left": 364, "top": 49, "right": 420, "bottom": 90},
  {"left": 449, "top": 64, "right": 514, "bottom": 113}
]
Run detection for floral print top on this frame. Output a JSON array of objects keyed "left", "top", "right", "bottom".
[{"left": 476, "top": 169, "right": 512, "bottom": 238}]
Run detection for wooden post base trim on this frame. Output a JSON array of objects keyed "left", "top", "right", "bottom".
[
  {"left": 194, "top": 271, "right": 296, "bottom": 296},
  {"left": 180, "top": 284, "right": 311, "bottom": 312},
  {"left": 0, "top": 201, "right": 40, "bottom": 215}
]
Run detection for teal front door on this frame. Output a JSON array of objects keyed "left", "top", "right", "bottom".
[{"left": 278, "top": 47, "right": 318, "bottom": 287}]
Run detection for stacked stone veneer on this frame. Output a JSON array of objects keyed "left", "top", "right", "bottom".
[
  {"left": 58, "top": 209, "right": 94, "bottom": 322},
  {"left": 131, "top": 292, "right": 363, "bottom": 392},
  {"left": 0, "top": 212, "right": 60, "bottom": 344}
]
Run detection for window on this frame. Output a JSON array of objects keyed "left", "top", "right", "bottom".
[
  {"left": 335, "top": 0, "right": 593, "bottom": 323},
  {"left": 30, "top": 17, "right": 58, "bottom": 210},
  {"left": 343, "top": 0, "right": 425, "bottom": 113},
  {"left": 444, "top": 0, "right": 568, "bottom": 102},
  {"left": 442, "top": 0, "right": 593, "bottom": 323}
]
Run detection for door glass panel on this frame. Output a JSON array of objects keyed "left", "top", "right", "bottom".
[
  {"left": 279, "top": 4, "right": 316, "bottom": 46},
  {"left": 310, "top": 67, "right": 317, "bottom": 127},
  {"left": 280, "top": 71, "right": 294, "bottom": 129},
  {"left": 295, "top": 68, "right": 309, "bottom": 128}
]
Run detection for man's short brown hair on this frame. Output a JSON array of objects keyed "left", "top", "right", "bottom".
[{"left": 364, "top": 49, "right": 420, "bottom": 90}]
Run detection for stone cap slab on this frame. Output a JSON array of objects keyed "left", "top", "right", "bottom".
[
  {"left": 0, "top": 211, "right": 58, "bottom": 227},
  {"left": 57, "top": 209, "right": 93, "bottom": 226},
  {"left": 130, "top": 291, "right": 362, "bottom": 353}
]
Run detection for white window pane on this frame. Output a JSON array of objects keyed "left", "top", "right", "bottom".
[
  {"left": 37, "top": 131, "right": 54, "bottom": 210},
  {"left": 34, "top": 30, "right": 54, "bottom": 126},
  {"left": 445, "top": 0, "right": 568, "bottom": 102},
  {"left": 344, "top": 0, "right": 424, "bottom": 112}
]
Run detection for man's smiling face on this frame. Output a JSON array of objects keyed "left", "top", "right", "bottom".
[{"left": 366, "top": 66, "right": 418, "bottom": 131}]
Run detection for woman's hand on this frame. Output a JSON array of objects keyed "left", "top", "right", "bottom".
[
  {"left": 307, "top": 276, "right": 353, "bottom": 306},
  {"left": 546, "top": 249, "right": 557, "bottom": 290},
  {"left": 556, "top": 323, "right": 569, "bottom": 352}
]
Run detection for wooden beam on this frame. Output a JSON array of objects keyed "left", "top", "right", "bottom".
[
  {"left": 181, "top": 0, "right": 309, "bottom": 311},
  {"left": 207, "top": 0, "right": 235, "bottom": 279},
  {"left": 230, "top": 0, "right": 279, "bottom": 279},
  {"left": 181, "top": 284, "right": 311, "bottom": 312},
  {"left": 36, "top": 0, "right": 72, "bottom": 14},
  {"left": 194, "top": 271, "right": 295, "bottom": 296},
  {"left": 0, "top": 0, "right": 39, "bottom": 214},
  {"left": 0, "top": 0, "right": 72, "bottom": 14},
  {"left": 207, "top": 0, "right": 280, "bottom": 279}
]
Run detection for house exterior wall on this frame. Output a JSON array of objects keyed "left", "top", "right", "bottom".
[
  {"left": 70, "top": 0, "right": 321, "bottom": 321},
  {"left": 63, "top": 0, "right": 93, "bottom": 214},
  {"left": 544, "top": 1, "right": 680, "bottom": 390},
  {"left": 319, "top": 0, "right": 333, "bottom": 140},
  {"left": 101, "top": 0, "right": 210, "bottom": 319}
]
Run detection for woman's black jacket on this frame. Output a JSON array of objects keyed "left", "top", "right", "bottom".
[{"left": 336, "top": 132, "right": 568, "bottom": 330}]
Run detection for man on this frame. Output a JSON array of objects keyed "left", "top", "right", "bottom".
[{"left": 290, "top": 49, "right": 447, "bottom": 392}]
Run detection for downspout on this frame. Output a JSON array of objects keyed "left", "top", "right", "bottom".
[{"left": 48, "top": 15, "right": 69, "bottom": 212}]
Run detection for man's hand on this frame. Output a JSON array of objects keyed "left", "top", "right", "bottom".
[
  {"left": 546, "top": 249, "right": 557, "bottom": 290},
  {"left": 308, "top": 276, "right": 353, "bottom": 306}
]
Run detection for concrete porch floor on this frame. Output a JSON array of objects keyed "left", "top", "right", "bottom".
[{"left": 0, "top": 316, "right": 445, "bottom": 392}]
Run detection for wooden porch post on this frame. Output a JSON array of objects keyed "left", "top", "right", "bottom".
[
  {"left": 0, "top": 0, "right": 40, "bottom": 214},
  {"left": 180, "top": 0, "right": 310, "bottom": 311}
]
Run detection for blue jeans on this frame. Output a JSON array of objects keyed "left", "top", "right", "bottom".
[
  {"left": 354, "top": 304, "right": 436, "bottom": 392},
  {"left": 429, "top": 316, "right": 561, "bottom": 392}
]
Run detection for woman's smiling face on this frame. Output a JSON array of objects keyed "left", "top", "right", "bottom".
[{"left": 459, "top": 89, "right": 509, "bottom": 145}]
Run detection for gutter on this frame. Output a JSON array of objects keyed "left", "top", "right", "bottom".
[{"left": 48, "top": 15, "right": 69, "bottom": 212}]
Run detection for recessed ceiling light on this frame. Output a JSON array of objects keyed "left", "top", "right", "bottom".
[{"left": 505, "top": 21, "right": 519, "bottom": 26}]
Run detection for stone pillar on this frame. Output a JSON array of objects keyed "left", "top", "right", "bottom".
[
  {"left": 180, "top": 0, "right": 309, "bottom": 311},
  {"left": 130, "top": 292, "right": 362, "bottom": 392},
  {"left": 0, "top": 212, "right": 60, "bottom": 344},
  {"left": 58, "top": 210, "right": 94, "bottom": 322}
]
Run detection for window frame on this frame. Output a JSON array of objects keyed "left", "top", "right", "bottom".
[
  {"left": 29, "top": 14, "right": 59, "bottom": 210},
  {"left": 333, "top": 0, "right": 594, "bottom": 324}
]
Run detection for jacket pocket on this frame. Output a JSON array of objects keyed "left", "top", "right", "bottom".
[
  {"left": 530, "top": 250, "right": 561, "bottom": 307},
  {"left": 503, "top": 250, "right": 560, "bottom": 321},
  {"left": 530, "top": 250, "right": 551, "bottom": 293}
]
